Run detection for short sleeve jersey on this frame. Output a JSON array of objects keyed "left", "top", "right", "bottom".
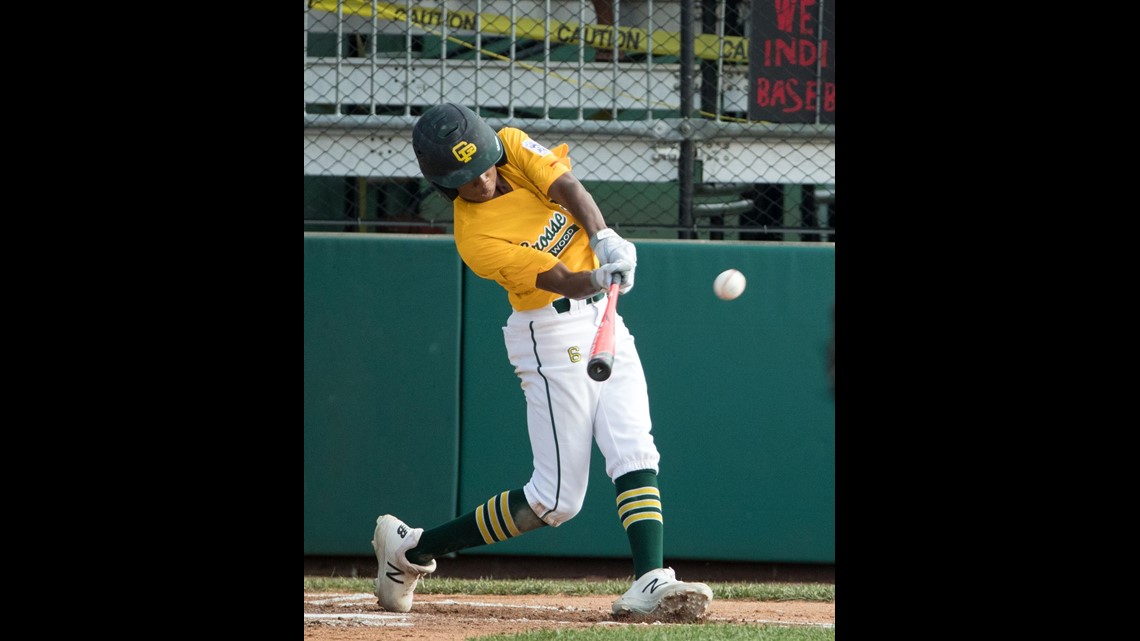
[{"left": 453, "top": 127, "right": 598, "bottom": 311}]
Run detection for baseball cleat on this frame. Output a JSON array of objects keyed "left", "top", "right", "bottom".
[
  {"left": 611, "top": 567, "right": 713, "bottom": 622},
  {"left": 372, "top": 514, "right": 437, "bottom": 612}
]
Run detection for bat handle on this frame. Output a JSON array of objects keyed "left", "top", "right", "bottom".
[
  {"left": 587, "top": 356, "right": 613, "bottom": 381},
  {"left": 586, "top": 283, "right": 621, "bottom": 382}
]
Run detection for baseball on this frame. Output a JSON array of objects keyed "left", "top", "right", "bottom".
[{"left": 713, "top": 269, "right": 746, "bottom": 300}]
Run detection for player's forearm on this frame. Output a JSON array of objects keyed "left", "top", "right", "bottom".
[
  {"left": 536, "top": 262, "right": 605, "bottom": 299},
  {"left": 548, "top": 173, "right": 608, "bottom": 238}
]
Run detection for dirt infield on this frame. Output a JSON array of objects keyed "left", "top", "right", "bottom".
[
  {"left": 304, "top": 555, "right": 835, "bottom": 640},
  {"left": 304, "top": 592, "right": 835, "bottom": 640}
]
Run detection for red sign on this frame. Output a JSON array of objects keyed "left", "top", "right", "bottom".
[{"left": 748, "top": 0, "right": 835, "bottom": 123}]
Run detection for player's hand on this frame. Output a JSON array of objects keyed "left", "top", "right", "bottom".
[
  {"left": 591, "top": 260, "right": 632, "bottom": 293},
  {"left": 590, "top": 229, "right": 635, "bottom": 264},
  {"left": 590, "top": 229, "right": 636, "bottom": 294}
]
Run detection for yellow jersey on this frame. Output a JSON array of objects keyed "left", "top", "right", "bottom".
[{"left": 453, "top": 127, "right": 599, "bottom": 311}]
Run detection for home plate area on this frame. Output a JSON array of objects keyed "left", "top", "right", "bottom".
[{"left": 305, "top": 592, "right": 610, "bottom": 627}]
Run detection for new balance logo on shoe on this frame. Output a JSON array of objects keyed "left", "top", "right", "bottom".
[
  {"left": 611, "top": 567, "right": 712, "bottom": 622},
  {"left": 385, "top": 561, "right": 405, "bottom": 584},
  {"left": 373, "top": 515, "right": 437, "bottom": 614}
]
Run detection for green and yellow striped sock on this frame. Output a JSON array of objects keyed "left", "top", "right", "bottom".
[
  {"left": 615, "top": 469, "right": 664, "bottom": 579},
  {"left": 406, "top": 489, "right": 531, "bottom": 566}
]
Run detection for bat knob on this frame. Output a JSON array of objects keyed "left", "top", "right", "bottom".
[{"left": 588, "top": 358, "right": 612, "bottom": 382}]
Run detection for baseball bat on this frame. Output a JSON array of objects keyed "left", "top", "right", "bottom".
[{"left": 587, "top": 281, "right": 621, "bottom": 381}]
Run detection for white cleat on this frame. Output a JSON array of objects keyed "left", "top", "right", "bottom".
[
  {"left": 611, "top": 567, "right": 713, "bottom": 622},
  {"left": 371, "top": 514, "right": 437, "bottom": 612}
]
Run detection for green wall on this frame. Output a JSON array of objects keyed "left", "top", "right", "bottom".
[
  {"left": 304, "top": 233, "right": 463, "bottom": 554},
  {"left": 305, "top": 233, "right": 834, "bottom": 562}
]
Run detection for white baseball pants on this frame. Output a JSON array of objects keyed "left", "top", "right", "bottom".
[{"left": 503, "top": 294, "right": 661, "bottom": 527}]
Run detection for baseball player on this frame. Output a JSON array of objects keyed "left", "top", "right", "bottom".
[{"left": 372, "top": 103, "right": 713, "bottom": 621}]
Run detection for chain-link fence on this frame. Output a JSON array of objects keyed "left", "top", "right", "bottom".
[{"left": 304, "top": 0, "right": 834, "bottom": 241}]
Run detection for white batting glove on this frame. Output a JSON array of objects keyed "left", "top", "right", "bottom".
[
  {"left": 590, "top": 229, "right": 634, "bottom": 265},
  {"left": 590, "top": 229, "right": 636, "bottom": 294},
  {"left": 591, "top": 260, "right": 632, "bottom": 292}
]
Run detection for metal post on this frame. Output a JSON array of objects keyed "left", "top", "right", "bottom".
[
  {"left": 677, "top": 0, "right": 696, "bottom": 239},
  {"left": 700, "top": 0, "right": 721, "bottom": 238},
  {"left": 700, "top": 0, "right": 717, "bottom": 119}
]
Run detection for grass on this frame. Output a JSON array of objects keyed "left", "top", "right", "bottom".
[{"left": 303, "top": 575, "right": 834, "bottom": 602}]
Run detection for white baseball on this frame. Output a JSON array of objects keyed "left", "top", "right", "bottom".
[{"left": 714, "top": 269, "right": 746, "bottom": 301}]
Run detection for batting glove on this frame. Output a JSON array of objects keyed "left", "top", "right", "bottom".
[
  {"left": 590, "top": 229, "right": 633, "bottom": 264},
  {"left": 590, "top": 229, "right": 636, "bottom": 294},
  {"left": 591, "top": 259, "right": 632, "bottom": 292}
]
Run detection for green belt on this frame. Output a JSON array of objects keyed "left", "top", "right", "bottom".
[{"left": 551, "top": 290, "right": 606, "bottom": 314}]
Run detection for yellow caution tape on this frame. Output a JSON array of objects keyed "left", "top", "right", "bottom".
[{"left": 309, "top": 0, "right": 749, "bottom": 63}]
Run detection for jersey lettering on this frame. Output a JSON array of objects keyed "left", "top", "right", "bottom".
[
  {"left": 521, "top": 212, "right": 568, "bottom": 252},
  {"left": 452, "top": 141, "right": 477, "bottom": 163},
  {"left": 568, "top": 346, "right": 582, "bottom": 363},
  {"left": 547, "top": 224, "right": 580, "bottom": 257}
]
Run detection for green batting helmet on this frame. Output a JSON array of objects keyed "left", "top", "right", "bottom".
[{"left": 412, "top": 103, "right": 505, "bottom": 192}]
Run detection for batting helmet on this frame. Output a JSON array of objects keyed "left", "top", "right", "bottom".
[{"left": 412, "top": 103, "right": 505, "bottom": 193}]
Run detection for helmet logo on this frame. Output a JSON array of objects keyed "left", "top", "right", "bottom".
[{"left": 452, "top": 141, "right": 477, "bottom": 163}]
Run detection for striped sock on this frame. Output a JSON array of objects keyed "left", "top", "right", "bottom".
[
  {"left": 405, "top": 489, "right": 529, "bottom": 566},
  {"left": 615, "top": 469, "right": 664, "bottom": 579}
]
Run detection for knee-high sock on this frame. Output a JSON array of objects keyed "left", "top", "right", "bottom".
[
  {"left": 405, "top": 489, "right": 536, "bottom": 566},
  {"left": 615, "top": 469, "right": 664, "bottom": 579}
]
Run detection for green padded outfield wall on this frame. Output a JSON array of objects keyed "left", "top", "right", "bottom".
[
  {"left": 304, "top": 233, "right": 463, "bottom": 554},
  {"left": 304, "top": 234, "right": 834, "bottom": 563},
  {"left": 458, "top": 240, "right": 835, "bottom": 563}
]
